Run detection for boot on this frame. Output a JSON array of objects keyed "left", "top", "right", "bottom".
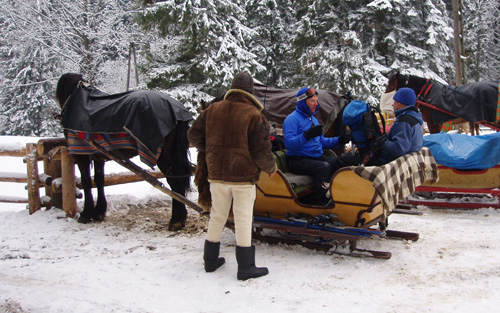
[
  {"left": 203, "top": 240, "right": 225, "bottom": 272},
  {"left": 236, "top": 246, "right": 269, "bottom": 281}
]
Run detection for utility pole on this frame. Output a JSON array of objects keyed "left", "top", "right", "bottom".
[
  {"left": 452, "top": 0, "right": 466, "bottom": 86},
  {"left": 126, "top": 42, "right": 139, "bottom": 91}
]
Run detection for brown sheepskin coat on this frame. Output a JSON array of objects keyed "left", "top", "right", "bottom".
[{"left": 188, "top": 89, "right": 277, "bottom": 184}]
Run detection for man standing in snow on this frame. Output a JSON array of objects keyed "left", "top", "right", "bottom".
[
  {"left": 283, "top": 87, "right": 352, "bottom": 205},
  {"left": 188, "top": 71, "right": 277, "bottom": 281},
  {"left": 369, "top": 87, "right": 424, "bottom": 165}
]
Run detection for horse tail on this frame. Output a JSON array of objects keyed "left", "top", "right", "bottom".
[
  {"left": 194, "top": 150, "right": 212, "bottom": 211},
  {"left": 170, "top": 120, "right": 193, "bottom": 194}
]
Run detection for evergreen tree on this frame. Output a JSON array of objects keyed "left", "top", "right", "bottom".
[
  {"left": 0, "top": 1, "right": 63, "bottom": 136},
  {"left": 246, "top": 0, "right": 296, "bottom": 87},
  {"left": 0, "top": 0, "right": 141, "bottom": 136},
  {"left": 463, "top": 0, "right": 500, "bottom": 81},
  {"left": 137, "top": 0, "right": 265, "bottom": 95}
]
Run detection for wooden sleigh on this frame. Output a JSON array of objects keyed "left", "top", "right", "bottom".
[
  {"left": 252, "top": 147, "right": 439, "bottom": 258},
  {"left": 406, "top": 132, "right": 500, "bottom": 209},
  {"left": 408, "top": 164, "right": 500, "bottom": 209}
]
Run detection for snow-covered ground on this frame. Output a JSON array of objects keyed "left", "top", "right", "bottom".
[{"left": 1, "top": 135, "right": 500, "bottom": 313}]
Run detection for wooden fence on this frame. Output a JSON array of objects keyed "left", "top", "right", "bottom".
[{"left": 0, "top": 138, "right": 164, "bottom": 217}]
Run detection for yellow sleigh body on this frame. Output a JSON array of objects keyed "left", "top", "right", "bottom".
[{"left": 254, "top": 149, "right": 438, "bottom": 228}]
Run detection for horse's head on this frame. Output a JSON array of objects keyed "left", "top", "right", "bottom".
[
  {"left": 386, "top": 71, "right": 430, "bottom": 96},
  {"left": 385, "top": 71, "right": 413, "bottom": 93},
  {"left": 199, "top": 94, "right": 225, "bottom": 112},
  {"left": 55, "top": 73, "right": 86, "bottom": 108},
  {"left": 385, "top": 70, "right": 399, "bottom": 93}
]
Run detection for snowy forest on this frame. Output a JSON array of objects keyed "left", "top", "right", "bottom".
[{"left": 0, "top": 0, "right": 499, "bottom": 136}]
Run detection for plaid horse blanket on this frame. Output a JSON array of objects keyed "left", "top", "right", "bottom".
[{"left": 352, "top": 147, "right": 439, "bottom": 213}]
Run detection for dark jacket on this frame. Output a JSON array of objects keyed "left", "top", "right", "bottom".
[
  {"left": 188, "top": 89, "right": 277, "bottom": 184},
  {"left": 377, "top": 106, "right": 424, "bottom": 164}
]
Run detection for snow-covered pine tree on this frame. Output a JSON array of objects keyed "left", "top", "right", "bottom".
[
  {"left": 246, "top": 0, "right": 296, "bottom": 87},
  {"left": 137, "top": 0, "right": 265, "bottom": 96},
  {"left": 463, "top": 0, "right": 500, "bottom": 81},
  {"left": 0, "top": 0, "right": 141, "bottom": 135},
  {"left": 0, "top": 1, "right": 63, "bottom": 136}
]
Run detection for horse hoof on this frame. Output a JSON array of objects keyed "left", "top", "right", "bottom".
[
  {"left": 93, "top": 214, "right": 105, "bottom": 222},
  {"left": 168, "top": 221, "right": 185, "bottom": 231},
  {"left": 77, "top": 215, "right": 92, "bottom": 224}
]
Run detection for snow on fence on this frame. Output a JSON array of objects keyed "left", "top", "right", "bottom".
[{"left": 0, "top": 138, "right": 165, "bottom": 217}]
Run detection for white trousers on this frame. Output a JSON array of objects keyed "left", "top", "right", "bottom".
[{"left": 206, "top": 182, "right": 256, "bottom": 247}]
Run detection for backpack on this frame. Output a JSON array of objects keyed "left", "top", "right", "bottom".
[{"left": 342, "top": 100, "right": 386, "bottom": 151}]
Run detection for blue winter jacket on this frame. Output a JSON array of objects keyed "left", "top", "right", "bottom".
[
  {"left": 378, "top": 106, "right": 423, "bottom": 164},
  {"left": 283, "top": 101, "right": 339, "bottom": 158}
]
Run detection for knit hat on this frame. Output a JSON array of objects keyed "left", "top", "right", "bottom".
[
  {"left": 231, "top": 71, "right": 254, "bottom": 94},
  {"left": 393, "top": 87, "right": 417, "bottom": 106}
]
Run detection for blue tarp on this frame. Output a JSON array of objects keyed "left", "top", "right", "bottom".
[{"left": 422, "top": 132, "right": 500, "bottom": 169}]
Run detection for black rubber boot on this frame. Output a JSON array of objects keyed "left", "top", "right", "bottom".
[
  {"left": 203, "top": 240, "right": 225, "bottom": 273},
  {"left": 236, "top": 246, "right": 269, "bottom": 281}
]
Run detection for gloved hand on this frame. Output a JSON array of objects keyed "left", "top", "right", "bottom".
[
  {"left": 338, "top": 130, "right": 351, "bottom": 145},
  {"left": 362, "top": 134, "right": 387, "bottom": 166},
  {"left": 372, "top": 134, "right": 387, "bottom": 151},
  {"left": 304, "top": 124, "right": 323, "bottom": 140}
]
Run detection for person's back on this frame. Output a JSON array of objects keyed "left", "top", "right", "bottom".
[{"left": 202, "top": 91, "right": 273, "bottom": 183}]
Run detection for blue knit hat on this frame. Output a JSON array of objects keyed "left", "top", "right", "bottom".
[{"left": 393, "top": 87, "right": 417, "bottom": 106}]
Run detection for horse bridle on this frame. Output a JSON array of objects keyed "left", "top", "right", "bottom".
[{"left": 397, "top": 74, "right": 410, "bottom": 89}]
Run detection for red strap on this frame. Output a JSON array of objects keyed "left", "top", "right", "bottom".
[{"left": 418, "top": 79, "right": 433, "bottom": 98}]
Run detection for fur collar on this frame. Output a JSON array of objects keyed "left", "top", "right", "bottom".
[{"left": 224, "top": 89, "right": 264, "bottom": 111}]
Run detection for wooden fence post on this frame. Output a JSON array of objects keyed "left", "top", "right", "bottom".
[
  {"left": 61, "top": 147, "right": 77, "bottom": 218},
  {"left": 26, "top": 143, "right": 41, "bottom": 214}
]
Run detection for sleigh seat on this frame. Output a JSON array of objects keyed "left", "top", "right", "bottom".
[{"left": 271, "top": 150, "right": 315, "bottom": 198}]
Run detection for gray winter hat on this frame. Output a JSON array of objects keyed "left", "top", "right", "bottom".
[{"left": 231, "top": 71, "right": 254, "bottom": 95}]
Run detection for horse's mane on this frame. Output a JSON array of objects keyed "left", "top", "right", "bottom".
[{"left": 387, "top": 71, "right": 427, "bottom": 94}]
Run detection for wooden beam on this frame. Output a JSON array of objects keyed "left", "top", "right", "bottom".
[{"left": 61, "top": 147, "right": 77, "bottom": 218}]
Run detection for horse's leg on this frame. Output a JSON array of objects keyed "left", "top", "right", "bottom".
[
  {"left": 420, "top": 106, "right": 442, "bottom": 134},
  {"left": 166, "top": 176, "right": 188, "bottom": 231},
  {"left": 157, "top": 126, "right": 192, "bottom": 231},
  {"left": 93, "top": 158, "right": 107, "bottom": 221},
  {"left": 74, "top": 155, "right": 95, "bottom": 224},
  {"left": 472, "top": 123, "right": 480, "bottom": 136}
]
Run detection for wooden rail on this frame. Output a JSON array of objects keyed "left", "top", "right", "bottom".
[{"left": 0, "top": 138, "right": 165, "bottom": 217}]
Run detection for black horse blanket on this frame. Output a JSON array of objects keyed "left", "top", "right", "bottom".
[
  {"left": 62, "top": 85, "right": 193, "bottom": 165},
  {"left": 421, "top": 80, "right": 500, "bottom": 125}
]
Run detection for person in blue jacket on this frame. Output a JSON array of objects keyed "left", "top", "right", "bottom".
[
  {"left": 374, "top": 87, "right": 424, "bottom": 165},
  {"left": 283, "top": 87, "right": 353, "bottom": 205}
]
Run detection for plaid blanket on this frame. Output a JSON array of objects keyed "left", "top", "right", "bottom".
[
  {"left": 65, "top": 130, "right": 160, "bottom": 168},
  {"left": 352, "top": 147, "right": 439, "bottom": 213}
]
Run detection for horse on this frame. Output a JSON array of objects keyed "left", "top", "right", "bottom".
[
  {"left": 55, "top": 73, "right": 194, "bottom": 231},
  {"left": 384, "top": 71, "right": 500, "bottom": 134}
]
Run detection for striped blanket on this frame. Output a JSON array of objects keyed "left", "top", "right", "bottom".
[
  {"left": 352, "top": 147, "right": 439, "bottom": 213},
  {"left": 65, "top": 130, "right": 160, "bottom": 168}
]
